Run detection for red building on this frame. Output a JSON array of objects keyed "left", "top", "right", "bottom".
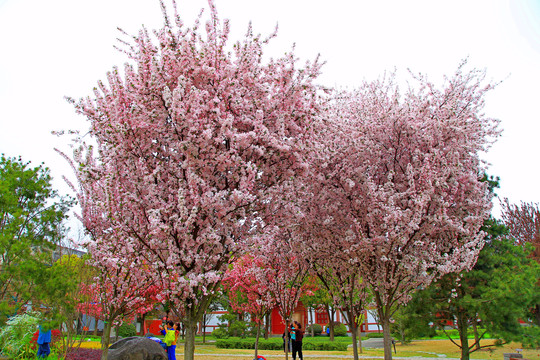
[{"left": 268, "top": 301, "right": 381, "bottom": 335}]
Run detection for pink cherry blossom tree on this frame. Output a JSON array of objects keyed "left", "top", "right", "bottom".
[
  {"left": 223, "top": 255, "right": 276, "bottom": 360},
  {"left": 77, "top": 252, "right": 162, "bottom": 360},
  {"left": 65, "top": 1, "right": 322, "bottom": 359},
  {"left": 313, "top": 256, "right": 368, "bottom": 359},
  {"left": 291, "top": 119, "right": 370, "bottom": 359},
  {"left": 58, "top": 149, "right": 165, "bottom": 360},
  {"left": 305, "top": 63, "right": 500, "bottom": 360},
  {"left": 253, "top": 230, "right": 312, "bottom": 360}
]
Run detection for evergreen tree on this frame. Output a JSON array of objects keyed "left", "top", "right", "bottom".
[
  {"left": 401, "top": 218, "right": 540, "bottom": 360},
  {"left": 0, "top": 155, "right": 72, "bottom": 323}
]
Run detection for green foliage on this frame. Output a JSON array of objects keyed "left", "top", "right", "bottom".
[
  {"left": 391, "top": 294, "right": 437, "bottom": 343},
  {"left": 117, "top": 323, "right": 137, "bottom": 337},
  {"left": 0, "top": 155, "right": 73, "bottom": 323},
  {"left": 332, "top": 322, "right": 348, "bottom": 336},
  {"left": 306, "top": 323, "right": 322, "bottom": 335},
  {"left": 215, "top": 337, "right": 348, "bottom": 351},
  {"left": 402, "top": 217, "right": 540, "bottom": 353},
  {"left": 215, "top": 313, "right": 258, "bottom": 338},
  {"left": 365, "top": 332, "right": 385, "bottom": 338},
  {"left": 521, "top": 325, "right": 540, "bottom": 349},
  {"left": 0, "top": 311, "right": 41, "bottom": 358},
  {"left": 303, "top": 341, "right": 348, "bottom": 351},
  {"left": 211, "top": 327, "right": 229, "bottom": 339}
]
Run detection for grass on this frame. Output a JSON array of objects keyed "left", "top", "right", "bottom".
[{"left": 76, "top": 336, "right": 540, "bottom": 359}]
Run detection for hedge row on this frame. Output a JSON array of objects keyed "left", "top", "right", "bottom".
[{"left": 215, "top": 337, "right": 347, "bottom": 351}]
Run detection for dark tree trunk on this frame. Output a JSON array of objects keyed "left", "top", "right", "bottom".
[
  {"left": 184, "top": 315, "right": 197, "bottom": 360},
  {"left": 350, "top": 319, "right": 359, "bottom": 360},
  {"left": 381, "top": 315, "right": 393, "bottom": 360},
  {"left": 457, "top": 311, "right": 470, "bottom": 360},
  {"left": 202, "top": 313, "right": 206, "bottom": 344},
  {"left": 100, "top": 319, "right": 114, "bottom": 360},
  {"left": 472, "top": 321, "right": 480, "bottom": 351},
  {"left": 254, "top": 322, "right": 261, "bottom": 360}
]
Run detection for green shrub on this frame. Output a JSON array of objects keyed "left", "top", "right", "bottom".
[
  {"left": 117, "top": 323, "right": 137, "bottom": 337},
  {"left": 366, "top": 332, "right": 384, "bottom": 338},
  {"left": 303, "top": 340, "right": 347, "bottom": 351},
  {"left": 306, "top": 323, "right": 322, "bottom": 335},
  {"left": 212, "top": 328, "right": 229, "bottom": 339},
  {"left": 333, "top": 322, "right": 348, "bottom": 337},
  {"left": 215, "top": 337, "right": 347, "bottom": 351},
  {"left": 0, "top": 311, "right": 41, "bottom": 359}
]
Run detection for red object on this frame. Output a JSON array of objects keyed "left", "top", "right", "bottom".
[{"left": 146, "top": 320, "right": 163, "bottom": 335}]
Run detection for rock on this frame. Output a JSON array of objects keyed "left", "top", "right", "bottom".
[{"left": 108, "top": 336, "right": 168, "bottom": 360}]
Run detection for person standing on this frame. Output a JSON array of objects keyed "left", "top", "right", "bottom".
[
  {"left": 292, "top": 322, "right": 304, "bottom": 360},
  {"left": 160, "top": 320, "right": 178, "bottom": 360},
  {"left": 37, "top": 325, "right": 52, "bottom": 359}
]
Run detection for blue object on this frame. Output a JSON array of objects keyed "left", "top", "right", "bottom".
[
  {"left": 37, "top": 342, "right": 50, "bottom": 358},
  {"left": 37, "top": 327, "right": 52, "bottom": 344}
]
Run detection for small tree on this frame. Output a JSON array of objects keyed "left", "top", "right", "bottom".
[
  {"left": 0, "top": 155, "right": 72, "bottom": 322},
  {"left": 255, "top": 231, "right": 311, "bottom": 360},
  {"left": 223, "top": 255, "right": 276, "bottom": 359},
  {"left": 77, "top": 250, "right": 161, "bottom": 360},
  {"left": 37, "top": 254, "right": 94, "bottom": 359}
]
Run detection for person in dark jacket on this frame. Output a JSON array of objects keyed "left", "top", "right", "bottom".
[{"left": 291, "top": 321, "right": 304, "bottom": 360}]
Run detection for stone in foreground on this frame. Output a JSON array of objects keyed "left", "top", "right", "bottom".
[{"left": 108, "top": 336, "right": 167, "bottom": 360}]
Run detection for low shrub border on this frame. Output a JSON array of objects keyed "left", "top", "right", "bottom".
[{"left": 215, "top": 337, "right": 347, "bottom": 351}]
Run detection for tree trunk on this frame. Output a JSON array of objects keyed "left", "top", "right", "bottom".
[
  {"left": 254, "top": 322, "right": 261, "bottom": 360},
  {"left": 93, "top": 317, "right": 99, "bottom": 336},
  {"left": 472, "top": 321, "right": 480, "bottom": 351},
  {"left": 181, "top": 321, "right": 185, "bottom": 340},
  {"left": 184, "top": 316, "right": 197, "bottom": 360},
  {"left": 357, "top": 323, "right": 363, "bottom": 354},
  {"left": 284, "top": 320, "right": 290, "bottom": 360},
  {"left": 326, "top": 305, "right": 335, "bottom": 341},
  {"left": 202, "top": 313, "right": 206, "bottom": 344},
  {"left": 141, "top": 312, "right": 146, "bottom": 335},
  {"left": 381, "top": 315, "right": 393, "bottom": 360},
  {"left": 350, "top": 320, "right": 359, "bottom": 360},
  {"left": 101, "top": 320, "right": 113, "bottom": 360},
  {"left": 457, "top": 311, "right": 470, "bottom": 360}
]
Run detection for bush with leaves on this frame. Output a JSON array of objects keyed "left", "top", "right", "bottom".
[
  {"left": 211, "top": 327, "right": 229, "bottom": 339},
  {"left": 117, "top": 323, "right": 137, "bottom": 337},
  {"left": 0, "top": 311, "right": 41, "bottom": 358},
  {"left": 332, "top": 322, "right": 348, "bottom": 336},
  {"left": 216, "top": 337, "right": 348, "bottom": 351},
  {"left": 306, "top": 323, "right": 322, "bottom": 335},
  {"left": 365, "top": 332, "right": 385, "bottom": 339}
]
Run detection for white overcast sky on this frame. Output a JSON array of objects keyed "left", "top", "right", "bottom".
[{"left": 1, "top": 0, "right": 539, "bottom": 223}]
